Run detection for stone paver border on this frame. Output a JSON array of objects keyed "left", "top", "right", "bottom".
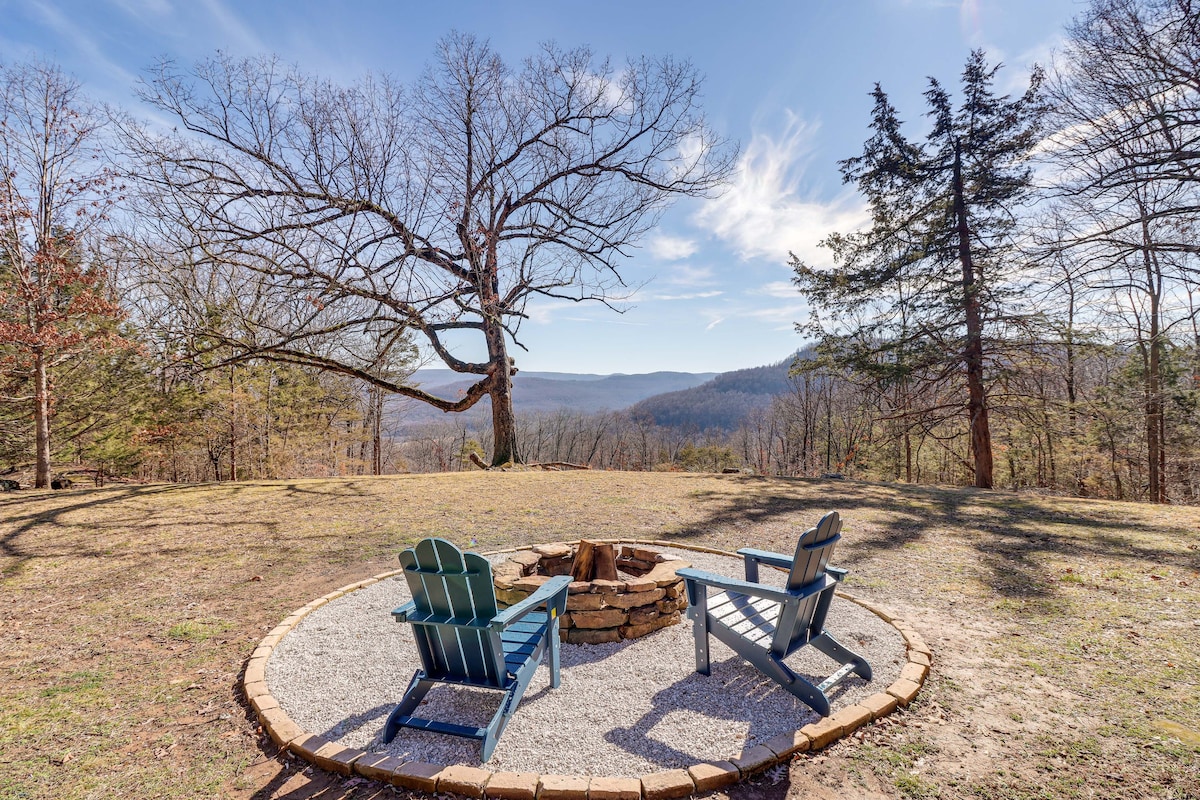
[{"left": 244, "top": 540, "right": 931, "bottom": 798}]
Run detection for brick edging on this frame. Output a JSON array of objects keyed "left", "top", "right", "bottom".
[{"left": 244, "top": 541, "right": 931, "bottom": 799}]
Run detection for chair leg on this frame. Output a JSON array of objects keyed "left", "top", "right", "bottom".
[
  {"left": 481, "top": 655, "right": 540, "bottom": 761},
  {"left": 776, "top": 672, "right": 832, "bottom": 717},
  {"left": 705, "top": 618, "right": 836, "bottom": 715},
  {"left": 685, "top": 582, "right": 711, "bottom": 675},
  {"left": 480, "top": 702, "right": 508, "bottom": 762},
  {"left": 694, "top": 619, "right": 711, "bottom": 675},
  {"left": 382, "top": 671, "right": 435, "bottom": 743},
  {"left": 811, "top": 632, "right": 873, "bottom": 681},
  {"left": 547, "top": 616, "right": 562, "bottom": 689}
]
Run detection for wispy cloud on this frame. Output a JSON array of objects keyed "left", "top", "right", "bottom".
[
  {"left": 109, "top": 0, "right": 174, "bottom": 17},
  {"left": 28, "top": 0, "right": 139, "bottom": 86},
  {"left": 960, "top": 0, "right": 983, "bottom": 43},
  {"left": 705, "top": 317, "right": 724, "bottom": 331},
  {"left": 695, "top": 111, "right": 867, "bottom": 265},
  {"left": 748, "top": 303, "right": 807, "bottom": 325},
  {"left": 883, "top": 0, "right": 959, "bottom": 7},
  {"left": 645, "top": 234, "right": 698, "bottom": 261},
  {"left": 753, "top": 281, "right": 799, "bottom": 299},
  {"left": 197, "top": 0, "right": 266, "bottom": 53},
  {"left": 523, "top": 299, "right": 584, "bottom": 325},
  {"left": 648, "top": 290, "right": 724, "bottom": 301},
  {"left": 657, "top": 263, "right": 717, "bottom": 288}
]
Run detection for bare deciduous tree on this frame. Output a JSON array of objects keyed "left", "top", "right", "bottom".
[
  {"left": 1046, "top": 0, "right": 1200, "bottom": 502},
  {"left": 0, "top": 60, "right": 125, "bottom": 488},
  {"left": 123, "top": 34, "right": 735, "bottom": 465}
]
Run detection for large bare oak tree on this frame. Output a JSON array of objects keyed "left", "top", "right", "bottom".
[{"left": 124, "top": 34, "right": 735, "bottom": 465}]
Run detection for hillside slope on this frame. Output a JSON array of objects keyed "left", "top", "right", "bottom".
[{"left": 628, "top": 360, "right": 794, "bottom": 430}]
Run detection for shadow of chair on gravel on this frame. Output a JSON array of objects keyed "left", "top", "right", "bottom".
[
  {"left": 309, "top": 671, "right": 566, "bottom": 758},
  {"left": 603, "top": 654, "right": 856, "bottom": 768}
]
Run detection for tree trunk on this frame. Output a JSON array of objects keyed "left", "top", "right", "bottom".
[
  {"left": 485, "top": 321, "right": 521, "bottom": 467},
  {"left": 372, "top": 387, "right": 383, "bottom": 475},
  {"left": 33, "top": 351, "right": 52, "bottom": 489},
  {"left": 1139, "top": 204, "right": 1166, "bottom": 503},
  {"left": 953, "top": 141, "right": 994, "bottom": 489},
  {"left": 1064, "top": 283, "right": 1084, "bottom": 496},
  {"left": 228, "top": 364, "right": 237, "bottom": 482}
]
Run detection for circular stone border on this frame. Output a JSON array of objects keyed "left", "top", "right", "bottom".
[{"left": 243, "top": 540, "right": 933, "bottom": 799}]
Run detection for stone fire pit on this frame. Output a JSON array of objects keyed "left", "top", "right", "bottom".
[{"left": 493, "top": 543, "right": 690, "bottom": 644}]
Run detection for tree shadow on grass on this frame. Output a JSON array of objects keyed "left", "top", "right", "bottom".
[
  {"left": 655, "top": 475, "right": 1200, "bottom": 602},
  {"left": 0, "top": 479, "right": 382, "bottom": 577}
]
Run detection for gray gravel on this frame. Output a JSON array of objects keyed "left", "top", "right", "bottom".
[{"left": 266, "top": 546, "right": 906, "bottom": 778}]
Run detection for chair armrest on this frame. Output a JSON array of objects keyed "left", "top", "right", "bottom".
[
  {"left": 736, "top": 547, "right": 794, "bottom": 582},
  {"left": 491, "top": 574, "right": 572, "bottom": 629},
  {"left": 391, "top": 600, "right": 417, "bottom": 622},
  {"left": 678, "top": 567, "right": 838, "bottom": 604},
  {"left": 677, "top": 567, "right": 794, "bottom": 604},
  {"left": 827, "top": 566, "right": 848, "bottom": 582},
  {"left": 736, "top": 547, "right": 794, "bottom": 571}
]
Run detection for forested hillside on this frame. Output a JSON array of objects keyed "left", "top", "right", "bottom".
[{"left": 627, "top": 362, "right": 793, "bottom": 431}]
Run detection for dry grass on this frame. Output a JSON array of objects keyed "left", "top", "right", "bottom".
[{"left": 1, "top": 471, "right": 1198, "bottom": 799}]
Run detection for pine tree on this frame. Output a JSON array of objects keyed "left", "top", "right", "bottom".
[{"left": 792, "top": 50, "right": 1047, "bottom": 489}]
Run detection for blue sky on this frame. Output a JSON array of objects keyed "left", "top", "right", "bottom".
[{"left": 3, "top": 0, "right": 1082, "bottom": 375}]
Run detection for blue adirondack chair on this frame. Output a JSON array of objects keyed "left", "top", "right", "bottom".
[
  {"left": 382, "top": 538, "right": 571, "bottom": 761},
  {"left": 676, "top": 511, "right": 871, "bottom": 716}
]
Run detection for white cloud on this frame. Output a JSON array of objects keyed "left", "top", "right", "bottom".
[
  {"left": 645, "top": 234, "right": 698, "bottom": 261},
  {"left": 754, "top": 281, "right": 799, "bottom": 299},
  {"left": 657, "top": 264, "right": 716, "bottom": 288},
  {"left": 705, "top": 317, "right": 724, "bottom": 331},
  {"left": 649, "top": 290, "right": 724, "bottom": 301},
  {"left": 695, "top": 111, "right": 867, "bottom": 265}
]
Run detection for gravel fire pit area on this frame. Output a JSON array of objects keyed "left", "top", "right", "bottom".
[{"left": 261, "top": 542, "right": 918, "bottom": 782}]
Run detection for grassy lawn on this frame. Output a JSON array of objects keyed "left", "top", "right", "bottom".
[{"left": 1, "top": 471, "right": 1197, "bottom": 799}]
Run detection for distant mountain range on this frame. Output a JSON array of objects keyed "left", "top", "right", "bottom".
[{"left": 390, "top": 359, "right": 796, "bottom": 432}]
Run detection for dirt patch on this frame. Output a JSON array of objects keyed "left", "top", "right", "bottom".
[{"left": 1, "top": 473, "right": 1199, "bottom": 799}]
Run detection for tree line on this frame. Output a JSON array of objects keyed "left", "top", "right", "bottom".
[
  {"left": 2, "top": 0, "right": 1198, "bottom": 504},
  {"left": 389, "top": 332, "right": 1199, "bottom": 505}
]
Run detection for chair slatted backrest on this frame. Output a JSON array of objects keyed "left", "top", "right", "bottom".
[
  {"left": 772, "top": 511, "right": 842, "bottom": 655},
  {"left": 399, "top": 538, "right": 506, "bottom": 688}
]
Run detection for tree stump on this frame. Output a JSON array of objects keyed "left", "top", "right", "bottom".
[
  {"left": 570, "top": 540, "right": 618, "bottom": 582},
  {"left": 593, "top": 543, "right": 617, "bottom": 581}
]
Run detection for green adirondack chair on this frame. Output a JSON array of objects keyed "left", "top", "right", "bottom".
[
  {"left": 676, "top": 511, "right": 871, "bottom": 716},
  {"left": 383, "top": 538, "right": 571, "bottom": 761}
]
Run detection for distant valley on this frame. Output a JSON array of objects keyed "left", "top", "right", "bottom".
[{"left": 390, "top": 360, "right": 795, "bottom": 432}]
